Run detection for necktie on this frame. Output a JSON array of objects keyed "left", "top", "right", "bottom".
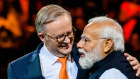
[{"left": 57, "top": 57, "right": 69, "bottom": 79}]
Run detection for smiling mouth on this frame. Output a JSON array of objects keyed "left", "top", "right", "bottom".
[
  {"left": 60, "top": 44, "right": 70, "bottom": 49},
  {"left": 64, "top": 45, "right": 69, "bottom": 49}
]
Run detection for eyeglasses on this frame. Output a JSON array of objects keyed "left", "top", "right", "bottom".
[{"left": 44, "top": 26, "right": 77, "bottom": 43}]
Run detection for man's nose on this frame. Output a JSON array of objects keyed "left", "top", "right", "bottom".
[
  {"left": 63, "top": 36, "right": 70, "bottom": 43},
  {"left": 77, "top": 39, "right": 84, "bottom": 48}
]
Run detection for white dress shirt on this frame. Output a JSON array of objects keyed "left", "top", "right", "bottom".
[
  {"left": 39, "top": 44, "right": 78, "bottom": 79},
  {"left": 100, "top": 68, "right": 128, "bottom": 79}
]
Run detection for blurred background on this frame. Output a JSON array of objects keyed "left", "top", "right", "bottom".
[{"left": 0, "top": 0, "right": 140, "bottom": 78}]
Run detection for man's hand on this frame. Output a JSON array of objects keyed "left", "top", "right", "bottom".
[{"left": 124, "top": 53, "right": 140, "bottom": 77}]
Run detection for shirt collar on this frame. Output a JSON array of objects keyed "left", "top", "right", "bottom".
[
  {"left": 40, "top": 43, "right": 72, "bottom": 65},
  {"left": 41, "top": 43, "right": 58, "bottom": 66}
]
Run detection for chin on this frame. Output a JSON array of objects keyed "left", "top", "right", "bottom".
[{"left": 79, "top": 56, "right": 94, "bottom": 69}]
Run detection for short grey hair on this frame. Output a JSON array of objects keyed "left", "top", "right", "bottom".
[
  {"left": 88, "top": 16, "right": 125, "bottom": 52},
  {"left": 35, "top": 4, "right": 72, "bottom": 33}
]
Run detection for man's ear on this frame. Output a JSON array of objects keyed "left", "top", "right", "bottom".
[
  {"left": 103, "top": 39, "right": 113, "bottom": 54},
  {"left": 38, "top": 33, "right": 46, "bottom": 43}
]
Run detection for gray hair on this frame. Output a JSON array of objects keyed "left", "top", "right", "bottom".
[
  {"left": 88, "top": 16, "right": 125, "bottom": 52},
  {"left": 35, "top": 4, "right": 71, "bottom": 33}
]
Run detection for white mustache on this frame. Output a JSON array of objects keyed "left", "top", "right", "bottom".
[{"left": 78, "top": 48, "right": 87, "bottom": 55}]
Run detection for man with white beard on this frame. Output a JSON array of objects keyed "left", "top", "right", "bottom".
[{"left": 77, "top": 16, "right": 139, "bottom": 79}]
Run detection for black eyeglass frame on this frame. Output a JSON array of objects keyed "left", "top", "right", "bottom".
[{"left": 44, "top": 26, "right": 77, "bottom": 43}]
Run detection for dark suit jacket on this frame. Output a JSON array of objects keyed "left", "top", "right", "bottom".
[{"left": 7, "top": 43, "right": 89, "bottom": 79}]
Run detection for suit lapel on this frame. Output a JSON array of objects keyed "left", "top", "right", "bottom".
[
  {"left": 27, "top": 55, "right": 44, "bottom": 79},
  {"left": 27, "top": 43, "right": 44, "bottom": 79}
]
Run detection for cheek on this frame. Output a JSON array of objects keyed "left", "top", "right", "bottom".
[
  {"left": 84, "top": 44, "right": 95, "bottom": 52},
  {"left": 47, "top": 39, "right": 58, "bottom": 47},
  {"left": 84, "top": 41, "right": 99, "bottom": 52}
]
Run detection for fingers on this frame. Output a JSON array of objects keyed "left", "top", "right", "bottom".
[
  {"left": 136, "top": 68, "right": 140, "bottom": 77},
  {"left": 126, "top": 55, "right": 136, "bottom": 62},
  {"left": 133, "top": 63, "right": 140, "bottom": 70},
  {"left": 124, "top": 53, "right": 135, "bottom": 61},
  {"left": 124, "top": 53, "right": 140, "bottom": 77},
  {"left": 129, "top": 57, "right": 140, "bottom": 77},
  {"left": 130, "top": 60, "right": 138, "bottom": 67},
  {"left": 124, "top": 53, "right": 130, "bottom": 57}
]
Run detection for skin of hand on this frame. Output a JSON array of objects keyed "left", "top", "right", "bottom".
[{"left": 124, "top": 53, "right": 140, "bottom": 77}]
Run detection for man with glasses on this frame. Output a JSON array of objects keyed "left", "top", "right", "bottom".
[
  {"left": 44, "top": 26, "right": 76, "bottom": 44},
  {"left": 7, "top": 4, "right": 140, "bottom": 79}
]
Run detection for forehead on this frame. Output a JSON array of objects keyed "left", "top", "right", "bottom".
[
  {"left": 82, "top": 22, "right": 101, "bottom": 39},
  {"left": 82, "top": 20, "right": 118, "bottom": 38},
  {"left": 45, "top": 14, "right": 72, "bottom": 35}
]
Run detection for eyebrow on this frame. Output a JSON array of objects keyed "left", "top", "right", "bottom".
[{"left": 56, "top": 29, "right": 73, "bottom": 36}]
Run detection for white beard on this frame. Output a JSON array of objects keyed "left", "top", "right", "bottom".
[{"left": 78, "top": 40, "right": 104, "bottom": 69}]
